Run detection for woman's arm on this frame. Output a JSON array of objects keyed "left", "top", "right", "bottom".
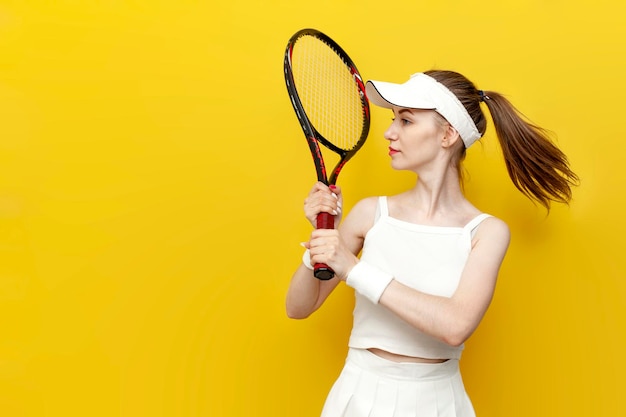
[
  {"left": 376, "top": 217, "right": 510, "bottom": 346},
  {"left": 285, "top": 263, "right": 341, "bottom": 319},
  {"left": 285, "top": 195, "right": 376, "bottom": 319}
]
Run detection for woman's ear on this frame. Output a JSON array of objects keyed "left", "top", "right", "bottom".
[{"left": 441, "top": 124, "right": 462, "bottom": 149}]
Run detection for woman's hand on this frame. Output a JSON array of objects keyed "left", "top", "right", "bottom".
[
  {"left": 303, "top": 182, "right": 343, "bottom": 229},
  {"left": 287, "top": 196, "right": 373, "bottom": 319},
  {"left": 306, "top": 228, "right": 358, "bottom": 281}
]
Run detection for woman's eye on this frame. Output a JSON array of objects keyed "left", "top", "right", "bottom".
[{"left": 391, "top": 117, "right": 412, "bottom": 126}]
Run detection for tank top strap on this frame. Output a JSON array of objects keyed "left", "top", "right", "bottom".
[
  {"left": 463, "top": 213, "right": 493, "bottom": 237},
  {"left": 373, "top": 196, "right": 389, "bottom": 223},
  {"left": 379, "top": 196, "right": 390, "bottom": 216}
]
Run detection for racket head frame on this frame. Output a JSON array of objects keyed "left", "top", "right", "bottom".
[{"left": 283, "top": 28, "right": 370, "bottom": 186}]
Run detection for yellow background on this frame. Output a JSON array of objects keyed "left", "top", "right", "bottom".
[{"left": 0, "top": 1, "right": 624, "bottom": 416}]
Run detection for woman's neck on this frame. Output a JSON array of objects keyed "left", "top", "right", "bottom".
[{"left": 394, "top": 167, "right": 475, "bottom": 225}]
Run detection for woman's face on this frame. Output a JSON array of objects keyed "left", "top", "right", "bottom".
[{"left": 384, "top": 107, "right": 448, "bottom": 172}]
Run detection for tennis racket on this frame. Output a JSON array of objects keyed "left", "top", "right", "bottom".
[{"left": 284, "top": 28, "right": 370, "bottom": 280}]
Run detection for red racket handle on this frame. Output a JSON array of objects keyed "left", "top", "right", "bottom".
[{"left": 314, "top": 212, "right": 335, "bottom": 280}]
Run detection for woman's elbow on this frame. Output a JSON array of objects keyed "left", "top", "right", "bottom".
[
  {"left": 286, "top": 305, "right": 312, "bottom": 320},
  {"left": 441, "top": 322, "right": 475, "bottom": 347},
  {"left": 441, "top": 333, "right": 467, "bottom": 348}
]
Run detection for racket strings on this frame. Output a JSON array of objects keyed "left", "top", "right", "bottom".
[{"left": 291, "top": 35, "right": 365, "bottom": 151}]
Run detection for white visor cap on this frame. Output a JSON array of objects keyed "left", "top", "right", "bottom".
[{"left": 365, "top": 73, "right": 481, "bottom": 148}]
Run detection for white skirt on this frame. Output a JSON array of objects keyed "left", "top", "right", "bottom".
[{"left": 320, "top": 349, "right": 476, "bottom": 417}]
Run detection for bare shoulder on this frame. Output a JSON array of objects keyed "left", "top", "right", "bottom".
[
  {"left": 474, "top": 216, "right": 511, "bottom": 251},
  {"left": 350, "top": 196, "right": 379, "bottom": 217},
  {"left": 339, "top": 196, "right": 380, "bottom": 236}
]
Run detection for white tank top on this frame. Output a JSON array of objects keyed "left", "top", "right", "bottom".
[{"left": 348, "top": 196, "right": 492, "bottom": 359}]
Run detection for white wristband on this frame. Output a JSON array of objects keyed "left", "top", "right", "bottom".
[
  {"left": 346, "top": 261, "right": 393, "bottom": 304},
  {"left": 302, "top": 249, "right": 314, "bottom": 270}
]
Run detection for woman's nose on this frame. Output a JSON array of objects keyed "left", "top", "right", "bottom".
[{"left": 384, "top": 124, "right": 397, "bottom": 141}]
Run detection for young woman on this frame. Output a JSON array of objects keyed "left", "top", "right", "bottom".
[{"left": 286, "top": 70, "right": 578, "bottom": 417}]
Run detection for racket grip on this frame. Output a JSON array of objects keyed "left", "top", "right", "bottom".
[{"left": 314, "top": 212, "right": 335, "bottom": 280}]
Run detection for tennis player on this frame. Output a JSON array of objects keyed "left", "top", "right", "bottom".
[{"left": 286, "top": 70, "right": 578, "bottom": 417}]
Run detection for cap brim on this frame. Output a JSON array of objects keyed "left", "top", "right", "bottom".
[{"left": 366, "top": 80, "right": 436, "bottom": 110}]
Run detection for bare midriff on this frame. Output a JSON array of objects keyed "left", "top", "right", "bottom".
[{"left": 367, "top": 348, "right": 448, "bottom": 364}]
